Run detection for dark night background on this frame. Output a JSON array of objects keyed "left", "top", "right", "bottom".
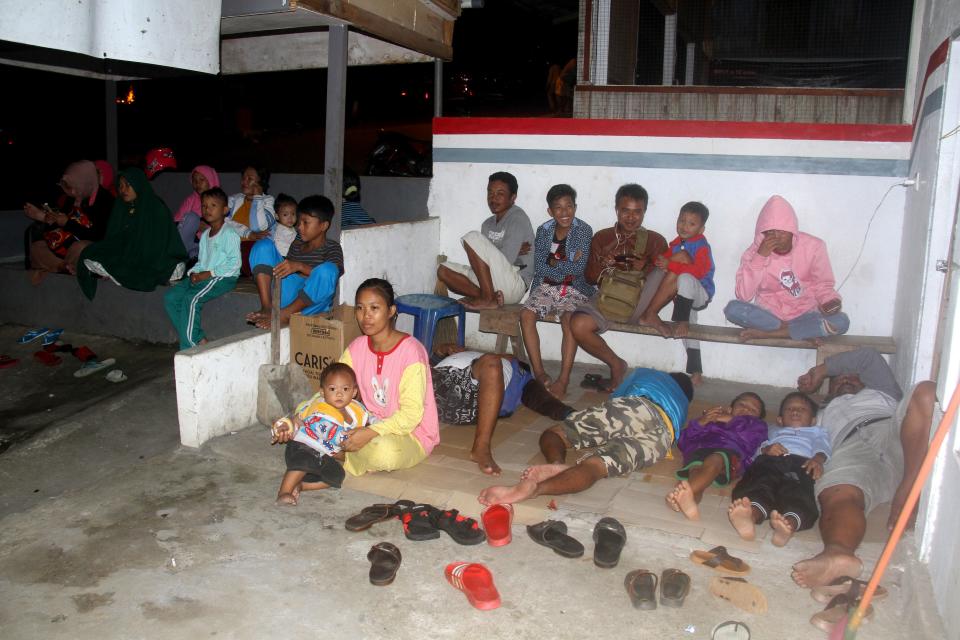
[
  {"left": 0, "top": 0, "right": 578, "bottom": 208},
  {"left": 0, "top": 0, "right": 912, "bottom": 209}
]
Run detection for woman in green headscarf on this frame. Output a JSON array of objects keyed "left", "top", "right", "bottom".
[{"left": 77, "top": 168, "right": 188, "bottom": 300}]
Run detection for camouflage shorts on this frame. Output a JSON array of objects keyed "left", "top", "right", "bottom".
[{"left": 561, "top": 397, "right": 671, "bottom": 477}]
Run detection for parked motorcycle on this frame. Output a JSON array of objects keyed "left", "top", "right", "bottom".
[{"left": 366, "top": 131, "right": 432, "bottom": 177}]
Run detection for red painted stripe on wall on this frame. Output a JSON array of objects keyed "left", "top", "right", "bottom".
[
  {"left": 433, "top": 117, "right": 913, "bottom": 142},
  {"left": 912, "top": 38, "right": 950, "bottom": 125}
]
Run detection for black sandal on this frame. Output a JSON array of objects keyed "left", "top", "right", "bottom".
[
  {"left": 345, "top": 499, "right": 413, "bottom": 532},
  {"left": 367, "top": 542, "right": 402, "bottom": 586},
  {"left": 399, "top": 503, "right": 441, "bottom": 541},
  {"left": 592, "top": 517, "right": 626, "bottom": 568},
  {"left": 527, "top": 520, "right": 584, "bottom": 558},
  {"left": 430, "top": 508, "right": 486, "bottom": 545}
]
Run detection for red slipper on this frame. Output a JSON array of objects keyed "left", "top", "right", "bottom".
[
  {"left": 481, "top": 503, "right": 513, "bottom": 547},
  {"left": 33, "top": 350, "right": 62, "bottom": 366},
  {"left": 72, "top": 346, "right": 98, "bottom": 362},
  {"left": 0, "top": 355, "right": 19, "bottom": 369},
  {"left": 445, "top": 562, "right": 500, "bottom": 610}
]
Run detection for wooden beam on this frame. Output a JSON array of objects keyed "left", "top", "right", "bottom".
[{"left": 301, "top": 0, "right": 454, "bottom": 59}]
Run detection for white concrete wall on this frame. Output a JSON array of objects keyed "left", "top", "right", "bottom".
[
  {"left": 903, "top": 3, "right": 960, "bottom": 633},
  {"left": 337, "top": 217, "right": 441, "bottom": 304},
  {"left": 175, "top": 328, "right": 290, "bottom": 448},
  {"left": 431, "top": 123, "right": 910, "bottom": 386},
  {"left": 0, "top": 0, "right": 221, "bottom": 74}
]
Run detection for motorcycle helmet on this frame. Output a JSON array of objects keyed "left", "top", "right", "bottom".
[{"left": 145, "top": 147, "right": 177, "bottom": 179}]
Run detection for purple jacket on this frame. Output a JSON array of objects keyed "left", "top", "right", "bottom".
[{"left": 677, "top": 416, "right": 769, "bottom": 470}]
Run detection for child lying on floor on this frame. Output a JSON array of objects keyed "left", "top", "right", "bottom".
[
  {"left": 728, "top": 391, "right": 831, "bottom": 546},
  {"left": 271, "top": 362, "right": 371, "bottom": 505},
  {"left": 665, "top": 391, "right": 768, "bottom": 520}
]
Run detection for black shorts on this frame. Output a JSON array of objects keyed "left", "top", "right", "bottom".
[{"left": 284, "top": 441, "right": 345, "bottom": 488}]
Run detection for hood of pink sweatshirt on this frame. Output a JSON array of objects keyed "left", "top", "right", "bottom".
[
  {"left": 754, "top": 194, "right": 799, "bottom": 242},
  {"left": 734, "top": 195, "right": 840, "bottom": 321}
]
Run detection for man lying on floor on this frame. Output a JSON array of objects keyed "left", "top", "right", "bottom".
[
  {"left": 431, "top": 344, "right": 572, "bottom": 476},
  {"left": 478, "top": 367, "right": 692, "bottom": 505}
]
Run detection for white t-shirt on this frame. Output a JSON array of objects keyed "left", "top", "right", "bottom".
[{"left": 434, "top": 350, "right": 513, "bottom": 389}]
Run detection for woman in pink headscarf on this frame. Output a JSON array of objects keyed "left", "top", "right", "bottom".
[
  {"left": 23, "top": 160, "right": 114, "bottom": 280},
  {"left": 174, "top": 165, "right": 220, "bottom": 260}
]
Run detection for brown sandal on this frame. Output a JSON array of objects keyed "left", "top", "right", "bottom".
[
  {"left": 690, "top": 546, "right": 751, "bottom": 575},
  {"left": 367, "top": 542, "right": 402, "bottom": 586}
]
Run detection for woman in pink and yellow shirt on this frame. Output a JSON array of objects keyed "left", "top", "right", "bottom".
[{"left": 338, "top": 278, "right": 439, "bottom": 475}]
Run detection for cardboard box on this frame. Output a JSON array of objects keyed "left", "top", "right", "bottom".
[{"left": 289, "top": 305, "right": 363, "bottom": 391}]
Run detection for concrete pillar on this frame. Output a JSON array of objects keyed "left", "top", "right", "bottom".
[
  {"left": 662, "top": 12, "right": 677, "bottom": 85},
  {"left": 685, "top": 42, "right": 695, "bottom": 85},
  {"left": 324, "top": 24, "right": 348, "bottom": 217},
  {"left": 592, "top": 0, "right": 611, "bottom": 84},
  {"left": 434, "top": 58, "right": 443, "bottom": 117},
  {"left": 104, "top": 81, "right": 118, "bottom": 168}
]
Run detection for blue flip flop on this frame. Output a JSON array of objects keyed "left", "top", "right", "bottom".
[
  {"left": 17, "top": 328, "right": 50, "bottom": 344},
  {"left": 41, "top": 329, "right": 64, "bottom": 346}
]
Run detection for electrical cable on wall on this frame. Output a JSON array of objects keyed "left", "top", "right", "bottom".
[{"left": 836, "top": 179, "right": 916, "bottom": 293}]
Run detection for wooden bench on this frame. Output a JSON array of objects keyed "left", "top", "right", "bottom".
[{"left": 478, "top": 304, "right": 896, "bottom": 368}]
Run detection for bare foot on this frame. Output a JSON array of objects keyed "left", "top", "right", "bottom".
[
  {"left": 690, "top": 372, "right": 703, "bottom": 386},
  {"left": 28, "top": 269, "right": 49, "bottom": 286},
  {"left": 769, "top": 510, "right": 797, "bottom": 547},
  {"left": 198, "top": 338, "right": 209, "bottom": 346},
  {"left": 477, "top": 477, "right": 537, "bottom": 506},
  {"left": 470, "top": 447, "right": 502, "bottom": 476},
  {"left": 791, "top": 549, "right": 863, "bottom": 588},
  {"left": 255, "top": 311, "right": 291, "bottom": 330},
  {"left": 667, "top": 480, "right": 700, "bottom": 520},
  {"left": 606, "top": 357, "right": 628, "bottom": 392},
  {"left": 547, "top": 378, "right": 568, "bottom": 400},
  {"left": 534, "top": 372, "right": 552, "bottom": 386},
  {"left": 520, "top": 463, "right": 569, "bottom": 483},
  {"left": 887, "top": 484, "right": 918, "bottom": 531},
  {"left": 673, "top": 321, "right": 689, "bottom": 339},
  {"left": 461, "top": 296, "right": 501, "bottom": 311},
  {"left": 276, "top": 492, "right": 298, "bottom": 506},
  {"left": 495, "top": 290, "right": 504, "bottom": 306},
  {"left": 728, "top": 497, "right": 756, "bottom": 540},
  {"left": 246, "top": 308, "right": 269, "bottom": 323},
  {"left": 640, "top": 312, "right": 672, "bottom": 338}
]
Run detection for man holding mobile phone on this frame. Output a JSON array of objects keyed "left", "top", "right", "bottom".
[{"left": 560, "top": 184, "right": 667, "bottom": 395}]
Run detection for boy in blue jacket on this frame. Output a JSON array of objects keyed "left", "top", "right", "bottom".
[{"left": 639, "top": 201, "right": 715, "bottom": 383}]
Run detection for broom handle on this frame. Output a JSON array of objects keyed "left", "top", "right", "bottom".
[
  {"left": 270, "top": 275, "right": 281, "bottom": 366},
  {"left": 845, "top": 381, "right": 960, "bottom": 635}
]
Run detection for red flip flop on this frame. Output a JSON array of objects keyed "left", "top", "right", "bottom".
[
  {"left": 0, "top": 355, "right": 19, "bottom": 369},
  {"left": 445, "top": 562, "right": 500, "bottom": 610},
  {"left": 481, "top": 503, "right": 513, "bottom": 547},
  {"left": 33, "top": 350, "right": 62, "bottom": 367}
]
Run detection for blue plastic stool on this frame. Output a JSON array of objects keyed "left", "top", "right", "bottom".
[{"left": 395, "top": 294, "right": 465, "bottom": 355}]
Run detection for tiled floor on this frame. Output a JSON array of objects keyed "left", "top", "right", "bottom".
[{"left": 341, "top": 362, "right": 892, "bottom": 560}]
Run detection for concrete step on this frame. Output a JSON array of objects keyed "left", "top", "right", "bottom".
[{"left": 0, "top": 265, "right": 261, "bottom": 344}]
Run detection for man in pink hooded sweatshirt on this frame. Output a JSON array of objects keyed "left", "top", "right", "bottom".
[{"left": 724, "top": 195, "right": 849, "bottom": 341}]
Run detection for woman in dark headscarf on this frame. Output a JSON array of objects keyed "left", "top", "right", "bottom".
[
  {"left": 24, "top": 160, "right": 114, "bottom": 279},
  {"left": 77, "top": 168, "right": 187, "bottom": 300}
]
